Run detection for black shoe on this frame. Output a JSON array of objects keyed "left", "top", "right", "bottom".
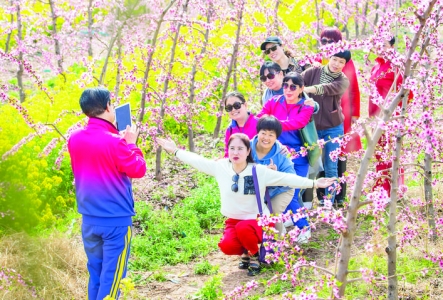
[
  {"left": 247, "top": 262, "right": 261, "bottom": 276},
  {"left": 335, "top": 199, "right": 344, "bottom": 207},
  {"left": 238, "top": 256, "right": 250, "bottom": 269}
]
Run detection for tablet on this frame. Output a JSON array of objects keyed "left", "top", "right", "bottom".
[{"left": 115, "top": 103, "right": 131, "bottom": 131}]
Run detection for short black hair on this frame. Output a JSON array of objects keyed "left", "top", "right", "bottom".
[
  {"left": 389, "top": 37, "right": 396, "bottom": 46},
  {"left": 79, "top": 87, "right": 111, "bottom": 117},
  {"left": 259, "top": 61, "right": 282, "bottom": 76},
  {"left": 224, "top": 91, "right": 246, "bottom": 106},
  {"left": 331, "top": 50, "right": 351, "bottom": 63},
  {"left": 283, "top": 72, "right": 304, "bottom": 87},
  {"left": 256, "top": 115, "right": 282, "bottom": 138}
]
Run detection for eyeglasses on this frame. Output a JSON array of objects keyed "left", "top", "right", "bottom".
[
  {"left": 260, "top": 72, "right": 277, "bottom": 82},
  {"left": 231, "top": 174, "right": 239, "bottom": 192},
  {"left": 321, "top": 38, "right": 335, "bottom": 45},
  {"left": 264, "top": 45, "right": 278, "bottom": 55},
  {"left": 225, "top": 101, "right": 243, "bottom": 112},
  {"left": 282, "top": 83, "right": 299, "bottom": 91}
]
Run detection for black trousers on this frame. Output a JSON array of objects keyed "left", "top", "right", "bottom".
[{"left": 302, "top": 159, "right": 347, "bottom": 202}]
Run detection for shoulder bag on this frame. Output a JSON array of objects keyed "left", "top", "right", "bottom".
[
  {"left": 298, "top": 92, "right": 321, "bottom": 167},
  {"left": 251, "top": 165, "right": 274, "bottom": 264}
]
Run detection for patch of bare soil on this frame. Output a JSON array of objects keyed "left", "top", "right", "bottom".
[{"left": 134, "top": 250, "right": 267, "bottom": 299}]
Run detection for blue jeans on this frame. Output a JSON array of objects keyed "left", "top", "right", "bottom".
[
  {"left": 284, "top": 156, "right": 309, "bottom": 228},
  {"left": 317, "top": 123, "right": 343, "bottom": 202}
]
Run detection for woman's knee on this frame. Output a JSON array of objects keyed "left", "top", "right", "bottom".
[{"left": 218, "top": 239, "right": 243, "bottom": 255}]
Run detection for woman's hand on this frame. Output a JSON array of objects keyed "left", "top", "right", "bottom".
[
  {"left": 266, "top": 158, "right": 277, "bottom": 171},
  {"left": 315, "top": 178, "right": 337, "bottom": 188},
  {"left": 304, "top": 98, "right": 316, "bottom": 107},
  {"left": 156, "top": 138, "right": 177, "bottom": 154},
  {"left": 278, "top": 145, "right": 290, "bottom": 156}
]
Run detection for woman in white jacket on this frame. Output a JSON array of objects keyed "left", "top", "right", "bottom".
[{"left": 157, "top": 133, "right": 335, "bottom": 276}]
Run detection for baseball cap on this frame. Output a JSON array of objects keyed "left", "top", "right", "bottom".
[{"left": 260, "top": 36, "right": 283, "bottom": 50}]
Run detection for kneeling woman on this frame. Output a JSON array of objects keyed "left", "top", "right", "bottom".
[{"left": 157, "top": 134, "right": 335, "bottom": 276}]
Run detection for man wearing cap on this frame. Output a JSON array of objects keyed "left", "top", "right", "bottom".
[
  {"left": 260, "top": 36, "right": 310, "bottom": 75},
  {"left": 301, "top": 51, "right": 351, "bottom": 206}
]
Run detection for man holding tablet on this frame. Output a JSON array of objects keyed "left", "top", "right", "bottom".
[{"left": 68, "top": 87, "right": 146, "bottom": 299}]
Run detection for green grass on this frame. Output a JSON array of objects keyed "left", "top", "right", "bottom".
[{"left": 130, "top": 174, "right": 224, "bottom": 271}]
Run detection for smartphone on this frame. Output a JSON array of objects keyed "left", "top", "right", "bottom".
[{"left": 115, "top": 103, "right": 131, "bottom": 131}]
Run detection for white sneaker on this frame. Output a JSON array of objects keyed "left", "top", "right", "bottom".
[
  {"left": 297, "top": 227, "right": 311, "bottom": 244},
  {"left": 303, "top": 202, "right": 313, "bottom": 209},
  {"left": 283, "top": 219, "right": 293, "bottom": 227}
]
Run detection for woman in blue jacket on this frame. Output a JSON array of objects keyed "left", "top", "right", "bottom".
[{"left": 250, "top": 115, "right": 311, "bottom": 244}]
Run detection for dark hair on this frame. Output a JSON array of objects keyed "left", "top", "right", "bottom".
[
  {"left": 227, "top": 133, "right": 254, "bottom": 163},
  {"left": 331, "top": 50, "right": 351, "bottom": 63},
  {"left": 224, "top": 91, "right": 246, "bottom": 106},
  {"left": 79, "top": 87, "right": 111, "bottom": 117},
  {"left": 320, "top": 27, "right": 343, "bottom": 42},
  {"left": 259, "top": 61, "right": 282, "bottom": 76},
  {"left": 283, "top": 72, "right": 304, "bottom": 86},
  {"left": 389, "top": 37, "right": 396, "bottom": 46},
  {"left": 256, "top": 115, "right": 282, "bottom": 138}
]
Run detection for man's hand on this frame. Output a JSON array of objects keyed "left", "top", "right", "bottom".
[{"left": 122, "top": 124, "right": 139, "bottom": 145}]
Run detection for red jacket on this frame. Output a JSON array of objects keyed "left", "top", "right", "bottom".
[{"left": 369, "top": 57, "right": 404, "bottom": 117}]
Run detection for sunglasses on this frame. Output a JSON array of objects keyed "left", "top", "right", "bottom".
[
  {"left": 231, "top": 174, "right": 239, "bottom": 192},
  {"left": 321, "top": 38, "right": 335, "bottom": 45},
  {"left": 282, "top": 82, "right": 299, "bottom": 91},
  {"left": 225, "top": 101, "right": 243, "bottom": 112},
  {"left": 260, "top": 72, "right": 277, "bottom": 82},
  {"left": 264, "top": 45, "right": 278, "bottom": 55}
]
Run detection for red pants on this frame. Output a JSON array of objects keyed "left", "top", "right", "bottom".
[
  {"left": 218, "top": 218, "right": 263, "bottom": 256},
  {"left": 374, "top": 136, "right": 404, "bottom": 196}
]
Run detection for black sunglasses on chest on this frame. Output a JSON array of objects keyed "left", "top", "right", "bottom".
[{"left": 231, "top": 174, "right": 239, "bottom": 192}]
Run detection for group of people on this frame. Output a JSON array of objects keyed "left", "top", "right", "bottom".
[{"left": 68, "top": 27, "right": 406, "bottom": 298}]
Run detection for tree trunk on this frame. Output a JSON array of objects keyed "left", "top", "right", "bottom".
[
  {"left": 16, "top": 2, "right": 25, "bottom": 103},
  {"left": 361, "top": 1, "right": 369, "bottom": 36},
  {"left": 273, "top": 0, "right": 280, "bottom": 36},
  {"left": 155, "top": 0, "right": 188, "bottom": 180},
  {"left": 423, "top": 66, "right": 437, "bottom": 240},
  {"left": 213, "top": 1, "right": 244, "bottom": 139},
  {"left": 314, "top": 0, "right": 320, "bottom": 48},
  {"left": 187, "top": 2, "right": 212, "bottom": 152},
  {"left": 386, "top": 86, "right": 408, "bottom": 300},
  {"left": 336, "top": 2, "right": 436, "bottom": 296},
  {"left": 49, "top": 0, "right": 65, "bottom": 81},
  {"left": 374, "top": 4, "right": 379, "bottom": 27},
  {"left": 114, "top": 33, "right": 123, "bottom": 101},
  {"left": 138, "top": 0, "right": 176, "bottom": 123},
  {"left": 99, "top": 8, "right": 122, "bottom": 85},
  {"left": 88, "top": 0, "right": 94, "bottom": 57},
  {"left": 354, "top": 3, "right": 359, "bottom": 38},
  {"left": 4, "top": 0, "right": 14, "bottom": 53}
]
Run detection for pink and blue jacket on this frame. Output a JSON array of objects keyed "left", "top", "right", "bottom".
[
  {"left": 256, "top": 95, "right": 314, "bottom": 153},
  {"left": 68, "top": 117, "right": 146, "bottom": 226},
  {"left": 224, "top": 113, "right": 258, "bottom": 157}
]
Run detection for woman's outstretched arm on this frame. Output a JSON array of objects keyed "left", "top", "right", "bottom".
[{"left": 157, "top": 138, "right": 218, "bottom": 177}]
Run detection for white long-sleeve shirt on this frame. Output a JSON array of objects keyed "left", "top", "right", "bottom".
[{"left": 176, "top": 150, "right": 314, "bottom": 220}]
